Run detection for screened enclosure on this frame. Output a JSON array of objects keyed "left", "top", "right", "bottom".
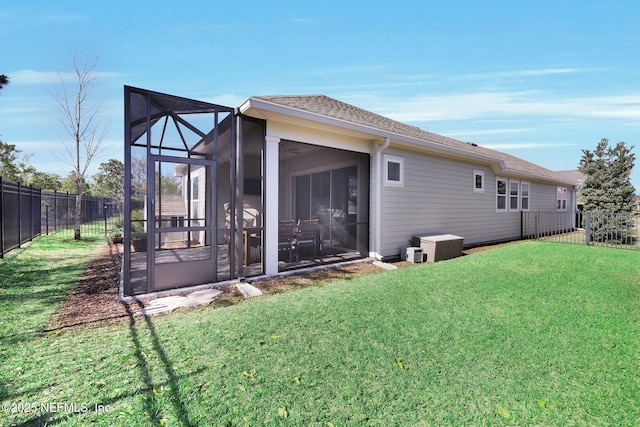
[
  {"left": 123, "top": 87, "right": 370, "bottom": 296},
  {"left": 123, "top": 87, "right": 265, "bottom": 296}
]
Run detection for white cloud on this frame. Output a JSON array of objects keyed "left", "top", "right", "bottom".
[
  {"left": 10, "top": 70, "right": 75, "bottom": 85},
  {"left": 203, "top": 93, "right": 247, "bottom": 108},
  {"left": 458, "top": 67, "right": 595, "bottom": 80},
  {"left": 482, "top": 142, "right": 573, "bottom": 150},
  {"left": 9, "top": 69, "right": 122, "bottom": 85},
  {"left": 443, "top": 128, "right": 533, "bottom": 138},
  {"left": 370, "top": 91, "right": 640, "bottom": 123}
]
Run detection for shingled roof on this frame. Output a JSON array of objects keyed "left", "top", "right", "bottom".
[{"left": 249, "top": 94, "right": 578, "bottom": 185}]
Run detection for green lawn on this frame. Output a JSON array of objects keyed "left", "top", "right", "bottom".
[{"left": 1, "top": 238, "right": 639, "bottom": 426}]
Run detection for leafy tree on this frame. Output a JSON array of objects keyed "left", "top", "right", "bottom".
[
  {"left": 91, "top": 159, "right": 124, "bottom": 200},
  {"left": 61, "top": 171, "right": 91, "bottom": 195},
  {"left": 0, "top": 74, "right": 8, "bottom": 91},
  {"left": 157, "top": 172, "right": 180, "bottom": 196},
  {"left": 578, "top": 138, "right": 636, "bottom": 243},
  {"left": 0, "top": 140, "right": 22, "bottom": 181},
  {"left": 0, "top": 141, "right": 37, "bottom": 184},
  {"left": 53, "top": 57, "right": 110, "bottom": 240},
  {"left": 130, "top": 154, "right": 147, "bottom": 200},
  {"left": 29, "top": 171, "right": 63, "bottom": 191},
  {"left": 579, "top": 138, "right": 636, "bottom": 212}
]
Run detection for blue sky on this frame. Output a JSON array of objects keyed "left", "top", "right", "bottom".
[{"left": 1, "top": 0, "right": 639, "bottom": 189}]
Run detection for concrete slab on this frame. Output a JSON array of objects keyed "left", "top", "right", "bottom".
[
  {"left": 373, "top": 260, "right": 398, "bottom": 270},
  {"left": 183, "top": 289, "right": 223, "bottom": 307},
  {"left": 136, "top": 304, "right": 178, "bottom": 316},
  {"left": 134, "top": 288, "right": 224, "bottom": 315},
  {"left": 236, "top": 282, "right": 263, "bottom": 298}
]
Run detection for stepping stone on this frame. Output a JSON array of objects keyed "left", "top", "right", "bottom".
[
  {"left": 373, "top": 260, "right": 398, "bottom": 270},
  {"left": 134, "top": 289, "right": 224, "bottom": 315},
  {"left": 236, "top": 282, "right": 262, "bottom": 298},
  {"left": 135, "top": 304, "right": 178, "bottom": 316},
  {"left": 184, "top": 289, "right": 223, "bottom": 307}
]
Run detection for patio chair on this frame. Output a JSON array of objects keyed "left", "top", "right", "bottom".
[
  {"left": 278, "top": 220, "right": 296, "bottom": 262},
  {"left": 295, "top": 219, "right": 319, "bottom": 261}
]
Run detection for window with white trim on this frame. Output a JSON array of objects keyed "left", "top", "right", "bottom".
[
  {"left": 496, "top": 177, "right": 507, "bottom": 211},
  {"left": 473, "top": 170, "right": 484, "bottom": 193},
  {"left": 509, "top": 180, "right": 520, "bottom": 211},
  {"left": 383, "top": 154, "right": 404, "bottom": 188},
  {"left": 556, "top": 186, "right": 568, "bottom": 211},
  {"left": 192, "top": 176, "right": 199, "bottom": 200},
  {"left": 521, "top": 181, "right": 530, "bottom": 211}
]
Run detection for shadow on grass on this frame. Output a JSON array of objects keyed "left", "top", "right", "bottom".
[
  {"left": 0, "top": 262, "right": 92, "bottom": 345},
  {"left": 124, "top": 302, "right": 196, "bottom": 427}
]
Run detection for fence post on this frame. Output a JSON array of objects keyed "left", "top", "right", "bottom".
[
  {"left": 585, "top": 211, "right": 591, "bottom": 246},
  {"left": 66, "top": 191, "right": 70, "bottom": 230},
  {"left": 104, "top": 199, "right": 108, "bottom": 235},
  {"left": 0, "top": 176, "right": 4, "bottom": 258},
  {"left": 17, "top": 181, "right": 22, "bottom": 248},
  {"left": 520, "top": 211, "right": 524, "bottom": 239},
  {"left": 28, "top": 184, "right": 33, "bottom": 242},
  {"left": 46, "top": 204, "right": 49, "bottom": 235}
]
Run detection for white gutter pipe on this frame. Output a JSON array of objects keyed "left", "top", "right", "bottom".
[{"left": 373, "top": 137, "right": 391, "bottom": 260}]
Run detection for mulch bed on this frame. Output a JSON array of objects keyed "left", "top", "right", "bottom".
[
  {"left": 45, "top": 242, "right": 134, "bottom": 333},
  {"left": 46, "top": 240, "right": 525, "bottom": 333}
]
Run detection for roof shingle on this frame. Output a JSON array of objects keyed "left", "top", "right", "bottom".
[{"left": 251, "top": 94, "right": 578, "bottom": 185}]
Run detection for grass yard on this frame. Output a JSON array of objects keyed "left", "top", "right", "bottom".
[{"left": 1, "top": 238, "right": 639, "bottom": 426}]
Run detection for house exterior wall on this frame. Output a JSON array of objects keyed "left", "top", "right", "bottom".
[
  {"left": 261, "top": 116, "right": 575, "bottom": 262},
  {"left": 377, "top": 146, "right": 574, "bottom": 257}
]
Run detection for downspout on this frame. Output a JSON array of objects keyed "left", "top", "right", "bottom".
[{"left": 373, "top": 137, "right": 391, "bottom": 260}]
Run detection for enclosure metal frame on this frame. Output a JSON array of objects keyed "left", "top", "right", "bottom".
[{"left": 123, "top": 86, "right": 242, "bottom": 296}]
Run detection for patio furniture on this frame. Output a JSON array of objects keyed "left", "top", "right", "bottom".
[
  {"left": 295, "top": 219, "right": 320, "bottom": 261},
  {"left": 224, "top": 200, "right": 263, "bottom": 266},
  {"left": 278, "top": 220, "right": 296, "bottom": 262}
]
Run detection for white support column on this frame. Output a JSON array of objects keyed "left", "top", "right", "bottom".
[{"left": 264, "top": 135, "right": 280, "bottom": 275}]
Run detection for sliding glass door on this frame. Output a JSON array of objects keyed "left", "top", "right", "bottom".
[{"left": 294, "top": 165, "right": 359, "bottom": 251}]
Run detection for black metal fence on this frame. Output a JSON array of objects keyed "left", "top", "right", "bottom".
[
  {"left": 40, "top": 190, "right": 123, "bottom": 237},
  {"left": 0, "top": 178, "right": 42, "bottom": 258},
  {"left": 522, "top": 211, "right": 640, "bottom": 250},
  {"left": 1, "top": 177, "right": 124, "bottom": 258}
]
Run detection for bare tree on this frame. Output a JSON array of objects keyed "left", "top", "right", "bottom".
[{"left": 53, "top": 57, "right": 109, "bottom": 240}]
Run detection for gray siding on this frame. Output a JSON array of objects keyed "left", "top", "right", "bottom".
[{"left": 378, "top": 148, "right": 571, "bottom": 257}]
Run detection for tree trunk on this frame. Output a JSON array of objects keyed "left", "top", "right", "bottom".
[{"left": 74, "top": 192, "right": 82, "bottom": 240}]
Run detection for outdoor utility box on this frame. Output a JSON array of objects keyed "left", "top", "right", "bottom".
[
  {"left": 405, "top": 247, "right": 424, "bottom": 263},
  {"left": 412, "top": 234, "right": 464, "bottom": 263}
]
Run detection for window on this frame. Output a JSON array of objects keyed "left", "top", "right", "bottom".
[
  {"left": 383, "top": 154, "right": 404, "bottom": 188},
  {"left": 556, "top": 187, "right": 568, "bottom": 211},
  {"left": 521, "top": 182, "right": 530, "bottom": 211},
  {"left": 192, "top": 176, "right": 199, "bottom": 200},
  {"left": 473, "top": 170, "right": 484, "bottom": 193},
  {"left": 496, "top": 178, "right": 507, "bottom": 211},
  {"left": 509, "top": 180, "right": 519, "bottom": 210}
]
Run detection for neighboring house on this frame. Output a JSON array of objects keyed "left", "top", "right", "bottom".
[{"left": 122, "top": 87, "right": 580, "bottom": 296}]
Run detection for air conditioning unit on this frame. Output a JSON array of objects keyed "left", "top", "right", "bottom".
[{"left": 405, "top": 247, "right": 423, "bottom": 263}]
